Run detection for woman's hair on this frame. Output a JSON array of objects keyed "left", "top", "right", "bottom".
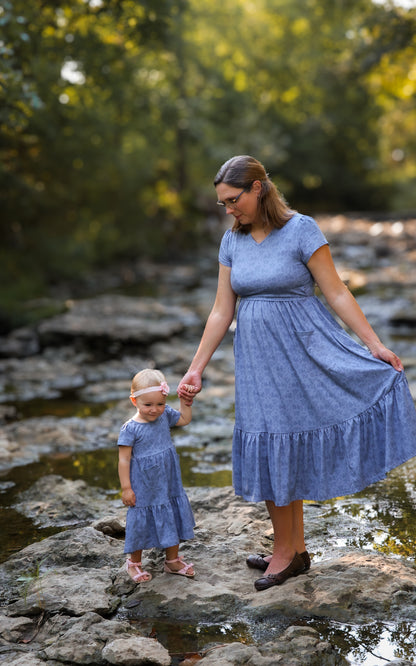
[
  {"left": 214, "top": 155, "right": 295, "bottom": 233},
  {"left": 131, "top": 368, "right": 166, "bottom": 395}
]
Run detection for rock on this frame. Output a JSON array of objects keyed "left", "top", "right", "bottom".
[
  {"left": 0, "top": 611, "right": 35, "bottom": 643},
  {"left": 92, "top": 515, "right": 126, "bottom": 537},
  {"left": 0, "top": 654, "right": 46, "bottom": 666},
  {"left": 249, "top": 551, "right": 416, "bottom": 623},
  {"left": 0, "top": 349, "right": 86, "bottom": 402},
  {"left": 37, "top": 295, "right": 200, "bottom": 348},
  {"left": 0, "top": 413, "right": 116, "bottom": 471},
  {"left": 0, "top": 405, "right": 18, "bottom": 425},
  {"left": 0, "top": 326, "right": 40, "bottom": 358},
  {"left": 390, "top": 309, "right": 416, "bottom": 335},
  {"left": 194, "top": 642, "right": 271, "bottom": 665},
  {"left": 102, "top": 636, "right": 171, "bottom": 665},
  {"left": 13, "top": 475, "right": 110, "bottom": 527},
  {"left": 6, "top": 564, "right": 119, "bottom": 617},
  {"left": 41, "top": 612, "right": 134, "bottom": 664}
]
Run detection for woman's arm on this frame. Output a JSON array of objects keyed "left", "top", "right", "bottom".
[
  {"left": 178, "top": 264, "right": 237, "bottom": 400},
  {"left": 118, "top": 446, "right": 136, "bottom": 506},
  {"left": 307, "top": 245, "right": 403, "bottom": 371}
]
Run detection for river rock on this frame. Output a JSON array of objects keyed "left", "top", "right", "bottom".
[
  {"left": 13, "top": 475, "right": 112, "bottom": 527},
  {"left": 41, "top": 612, "right": 135, "bottom": 663},
  {"left": 102, "top": 636, "right": 171, "bottom": 665},
  {"left": 0, "top": 656, "right": 46, "bottom": 666},
  {"left": 0, "top": 414, "right": 115, "bottom": 472},
  {"left": 36, "top": 295, "right": 201, "bottom": 348},
  {"left": 0, "top": 326, "right": 40, "bottom": 359}
]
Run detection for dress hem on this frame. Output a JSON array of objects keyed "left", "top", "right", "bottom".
[{"left": 232, "top": 372, "right": 416, "bottom": 505}]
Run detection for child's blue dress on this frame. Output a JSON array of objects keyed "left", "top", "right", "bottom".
[
  {"left": 117, "top": 404, "right": 195, "bottom": 551},
  {"left": 219, "top": 213, "right": 416, "bottom": 506}
]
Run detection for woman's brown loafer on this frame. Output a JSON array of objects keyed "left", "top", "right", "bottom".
[
  {"left": 254, "top": 552, "right": 305, "bottom": 591},
  {"left": 246, "top": 553, "right": 269, "bottom": 571},
  {"left": 247, "top": 550, "right": 311, "bottom": 573}
]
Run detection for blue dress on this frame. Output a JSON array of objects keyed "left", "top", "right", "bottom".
[
  {"left": 219, "top": 213, "right": 416, "bottom": 506},
  {"left": 117, "top": 404, "right": 195, "bottom": 551}
]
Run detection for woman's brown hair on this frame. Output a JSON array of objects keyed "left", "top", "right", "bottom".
[{"left": 214, "top": 155, "right": 295, "bottom": 234}]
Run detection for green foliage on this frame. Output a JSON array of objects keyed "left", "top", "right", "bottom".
[{"left": 1, "top": 0, "right": 415, "bottom": 328}]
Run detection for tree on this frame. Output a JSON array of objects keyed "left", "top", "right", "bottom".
[{"left": 1, "top": 0, "right": 415, "bottom": 328}]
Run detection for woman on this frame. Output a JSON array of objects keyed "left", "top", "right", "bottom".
[{"left": 178, "top": 155, "right": 416, "bottom": 591}]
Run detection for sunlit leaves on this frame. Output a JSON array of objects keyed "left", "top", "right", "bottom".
[{"left": 1, "top": 0, "right": 416, "bottom": 320}]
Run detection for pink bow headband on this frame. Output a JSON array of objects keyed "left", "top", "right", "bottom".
[{"left": 131, "top": 381, "right": 170, "bottom": 398}]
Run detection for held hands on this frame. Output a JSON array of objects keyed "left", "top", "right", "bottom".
[
  {"left": 368, "top": 342, "right": 404, "bottom": 372},
  {"left": 177, "top": 373, "right": 202, "bottom": 406},
  {"left": 121, "top": 488, "right": 136, "bottom": 507}
]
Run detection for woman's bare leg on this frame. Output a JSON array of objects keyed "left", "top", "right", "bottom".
[{"left": 264, "top": 500, "right": 305, "bottom": 574}]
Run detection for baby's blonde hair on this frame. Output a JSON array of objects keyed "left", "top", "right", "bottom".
[{"left": 130, "top": 368, "right": 166, "bottom": 396}]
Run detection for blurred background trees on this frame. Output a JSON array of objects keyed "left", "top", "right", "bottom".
[{"left": 1, "top": 0, "right": 415, "bottom": 328}]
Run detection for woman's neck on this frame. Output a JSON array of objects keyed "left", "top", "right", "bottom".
[{"left": 250, "top": 223, "right": 272, "bottom": 242}]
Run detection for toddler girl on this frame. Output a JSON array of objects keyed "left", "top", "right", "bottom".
[{"left": 117, "top": 368, "right": 196, "bottom": 583}]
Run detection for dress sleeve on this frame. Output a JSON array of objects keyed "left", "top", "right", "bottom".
[
  {"left": 218, "top": 229, "right": 233, "bottom": 267},
  {"left": 117, "top": 420, "right": 135, "bottom": 447},
  {"left": 297, "top": 215, "right": 328, "bottom": 264},
  {"left": 165, "top": 404, "right": 181, "bottom": 427}
]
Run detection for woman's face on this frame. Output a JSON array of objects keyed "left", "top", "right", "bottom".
[{"left": 216, "top": 181, "right": 261, "bottom": 226}]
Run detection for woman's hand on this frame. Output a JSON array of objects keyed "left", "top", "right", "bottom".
[
  {"left": 121, "top": 488, "right": 136, "bottom": 507},
  {"left": 368, "top": 342, "right": 404, "bottom": 372},
  {"left": 177, "top": 372, "right": 202, "bottom": 405}
]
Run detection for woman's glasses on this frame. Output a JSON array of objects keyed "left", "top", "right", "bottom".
[{"left": 216, "top": 187, "right": 250, "bottom": 208}]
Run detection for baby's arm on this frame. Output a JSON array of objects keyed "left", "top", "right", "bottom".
[
  {"left": 176, "top": 395, "right": 193, "bottom": 426},
  {"left": 118, "top": 445, "right": 136, "bottom": 506}
]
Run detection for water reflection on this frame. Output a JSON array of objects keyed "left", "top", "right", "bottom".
[
  {"left": 122, "top": 616, "right": 253, "bottom": 663},
  {"left": 301, "top": 618, "right": 416, "bottom": 664},
  {"left": 8, "top": 396, "right": 116, "bottom": 420},
  {"left": 324, "top": 461, "right": 416, "bottom": 563},
  {"left": 117, "top": 609, "right": 416, "bottom": 664}
]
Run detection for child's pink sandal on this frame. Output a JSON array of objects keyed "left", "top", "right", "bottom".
[
  {"left": 126, "top": 558, "right": 152, "bottom": 583},
  {"left": 164, "top": 556, "right": 195, "bottom": 577}
]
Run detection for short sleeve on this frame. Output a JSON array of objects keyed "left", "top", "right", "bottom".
[
  {"left": 165, "top": 404, "right": 181, "bottom": 427},
  {"left": 297, "top": 215, "right": 328, "bottom": 264},
  {"left": 117, "top": 420, "right": 135, "bottom": 447},
  {"left": 218, "top": 229, "right": 234, "bottom": 267}
]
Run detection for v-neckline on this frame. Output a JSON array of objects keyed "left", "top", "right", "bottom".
[
  {"left": 250, "top": 228, "right": 274, "bottom": 245},
  {"left": 249, "top": 213, "right": 300, "bottom": 245}
]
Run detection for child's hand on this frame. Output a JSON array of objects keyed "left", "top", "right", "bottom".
[
  {"left": 122, "top": 488, "right": 136, "bottom": 507},
  {"left": 178, "top": 382, "right": 199, "bottom": 405},
  {"left": 183, "top": 384, "right": 198, "bottom": 392}
]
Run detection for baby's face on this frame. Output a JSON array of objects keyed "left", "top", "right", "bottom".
[{"left": 134, "top": 392, "right": 167, "bottom": 423}]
